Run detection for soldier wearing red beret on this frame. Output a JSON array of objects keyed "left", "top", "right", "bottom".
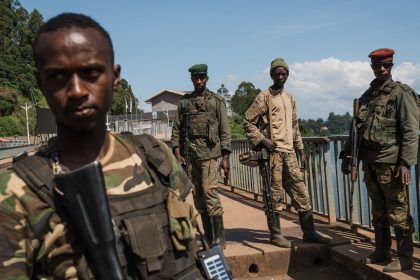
[{"left": 341, "top": 48, "right": 419, "bottom": 272}]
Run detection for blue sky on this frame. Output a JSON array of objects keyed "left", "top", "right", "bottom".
[{"left": 20, "top": 0, "right": 420, "bottom": 119}]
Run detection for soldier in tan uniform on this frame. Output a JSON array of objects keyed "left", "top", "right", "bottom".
[
  {"left": 0, "top": 13, "right": 202, "bottom": 279},
  {"left": 341, "top": 48, "right": 419, "bottom": 272},
  {"left": 171, "top": 64, "right": 231, "bottom": 247},
  {"left": 244, "top": 58, "right": 331, "bottom": 248}
]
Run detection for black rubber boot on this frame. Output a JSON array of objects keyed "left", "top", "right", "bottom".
[
  {"left": 212, "top": 215, "right": 225, "bottom": 249},
  {"left": 298, "top": 209, "right": 331, "bottom": 244},
  {"left": 201, "top": 211, "right": 213, "bottom": 244},
  {"left": 383, "top": 228, "right": 413, "bottom": 273},
  {"left": 362, "top": 225, "right": 392, "bottom": 264},
  {"left": 267, "top": 213, "right": 292, "bottom": 248}
]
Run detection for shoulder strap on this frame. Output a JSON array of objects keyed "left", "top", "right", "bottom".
[
  {"left": 267, "top": 93, "right": 274, "bottom": 140},
  {"left": 128, "top": 134, "right": 172, "bottom": 177},
  {"left": 396, "top": 81, "right": 412, "bottom": 92},
  {"left": 12, "top": 155, "right": 55, "bottom": 208}
]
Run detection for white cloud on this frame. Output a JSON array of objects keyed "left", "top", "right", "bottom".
[
  {"left": 393, "top": 62, "right": 420, "bottom": 91},
  {"left": 257, "top": 58, "right": 420, "bottom": 119}
]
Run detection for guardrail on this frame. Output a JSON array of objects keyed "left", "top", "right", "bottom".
[
  {"left": 226, "top": 136, "right": 420, "bottom": 241},
  {"left": 0, "top": 144, "right": 37, "bottom": 169}
]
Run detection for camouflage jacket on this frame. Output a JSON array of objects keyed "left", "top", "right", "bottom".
[
  {"left": 243, "top": 88, "right": 304, "bottom": 153},
  {"left": 348, "top": 78, "right": 419, "bottom": 166},
  {"left": 171, "top": 88, "right": 231, "bottom": 160},
  {"left": 0, "top": 132, "right": 194, "bottom": 279}
]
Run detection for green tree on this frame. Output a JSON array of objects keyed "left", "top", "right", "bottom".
[
  {"left": 0, "top": 87, "right": 18, "bottom": 116},
  {"left": 0, "top": 115, "right": 25, "bottom": 136},
  {"left": 326, "top": 112, "right": 352, "bottom": 135},
  {"left": 231, "top": 81, "right": 261, "bottom": 118},
  {"left": 111, "top": 78, "right": 136, "bottom": 115},
  {"left": 299, "top": 118, "right": 327, "bottom": 136},
  {"left": 0, "top": 1, "right": 43, "bottom": 97},
  {"left": 229, "top": 114, "right": 246, "bottom": 139}
]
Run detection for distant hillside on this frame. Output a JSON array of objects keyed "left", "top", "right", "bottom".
[
  {"left": 0, "top": 0, "right": 44, "bottom": 136},
  {"left": 0, "top": 0, "right": 137, "bottom": 137}
]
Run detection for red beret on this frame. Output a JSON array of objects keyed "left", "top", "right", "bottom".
[{"left": 368, "top": 48, "right": 395, "bottom": 63}]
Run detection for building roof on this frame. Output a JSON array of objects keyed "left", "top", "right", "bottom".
[{"left": 144, "top": 89, "right": 191, "bottom": 103}]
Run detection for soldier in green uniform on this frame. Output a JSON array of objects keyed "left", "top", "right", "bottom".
[
  {"left": 171, "top": 64, "right": 231, "bottom": 247},
  {"left": 0, "top": 13, "right": 203, "bottom": 279},
  {"left": 341, "top": 48, "right": 419, "bottom": 273},
  {"left": 244, "top": 58, "right": 331, "bottom": 248}
]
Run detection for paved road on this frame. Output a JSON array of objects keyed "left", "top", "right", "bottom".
[{"left": 188, "top": 185, "right": 420, "bottom": 279}]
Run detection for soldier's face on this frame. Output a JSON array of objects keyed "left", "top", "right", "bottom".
[
  {"left": 191, "top": 74, "right": 208, "bottom": 91},
  {"left": 371, "top": 61, "right": 393, "bottom": 81},
  {"left": 270, "top": 67, "right": 289, "bottom": 88},
  {"left": 35, "top": 27, "right": 121, "bottom": 132}
]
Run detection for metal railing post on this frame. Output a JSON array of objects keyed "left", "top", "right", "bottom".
[{"left": 323, "top": 140, "right": 336, "bottom": 224}]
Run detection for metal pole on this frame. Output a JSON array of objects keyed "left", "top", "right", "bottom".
[
  {"left": 323, "top": 140, "right": 337, "bottom": 224},
  {"left": 166, "top": 109, "right": 170, "bottom": 140},
  {"left": 19, "top": 103, "right": 32, "bottom": 144}
]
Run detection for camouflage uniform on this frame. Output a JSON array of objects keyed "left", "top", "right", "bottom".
[
  {"left": 352, "top": 78, "right": 418, "bottom": 234},
  {"left": 171, "top": 88, "right": 231, "bottom": 216},
  {"left": 244, "top": 88, "right": 311, "bottom": 212},
  {"left": 0, "top": 133, "right": 202, "bottom": 279}
]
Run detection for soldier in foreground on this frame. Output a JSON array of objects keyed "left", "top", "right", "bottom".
[
  {"left": 0, "top": 13, "right": 203, "bottom": 279},
  {"left": 244, "top": 58, "right": 331, "bottom": 248},
  {"left": 171, "top": 64, "right": 231, "bottom": 248},
  {"left": 341, "top": 48, "right": 419, "bottom": 272}
]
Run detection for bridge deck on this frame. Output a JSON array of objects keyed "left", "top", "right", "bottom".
[{"left": 189, "top": 185, "right": 420, "bottom": 279}]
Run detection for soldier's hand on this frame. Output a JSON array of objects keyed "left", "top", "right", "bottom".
[
  {"left": 341, "top": 158, "right": 350, "bottom": 174},
  {"left": 298, "top": 149, "right": 307, "bottom": 171},
  {"left": 260, "top": 138, "right": 276, "bottom": 153},
  {"left": 219, "top": 156, "right": 230, "bottom": 180},
  {"left": 173, "top": 147, "right": 186, "bottom": 165},
  {"left": 395, "top": 164, "right": 411, "bottom": 185}
]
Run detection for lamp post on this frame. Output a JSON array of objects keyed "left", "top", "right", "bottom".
[
  {"left": 19, "top": 103, "right": 32, "bottom": 144},
  {"left": 162, "top": 110, "right": 170, "bottom": 140}
]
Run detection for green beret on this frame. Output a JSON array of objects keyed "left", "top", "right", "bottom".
[
  {"left": 270, "top": 58, "right": 289, "bottom": 72},
  {"left": 188, "top": 64, "right": 208, "bottom": 75}
]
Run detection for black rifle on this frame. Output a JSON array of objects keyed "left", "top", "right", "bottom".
[
  {"left": 181, "top": 112, "right": 190, "bottom": 172},
  {"left": 260, "top": 147, "right": 274, "bottom": 223},
  {"left": 257, "top": 120, "right": 275, "bottom": 223},
  {"left": 348, "top": 98, "right": 360, "bottom": 231},
  {"left": 54, "top": 161, "right": 126, "bottom": 280}
]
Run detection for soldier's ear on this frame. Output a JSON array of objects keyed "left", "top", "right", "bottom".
[{"left": 113, "top": 64, "right": 121, "bottom": 89}]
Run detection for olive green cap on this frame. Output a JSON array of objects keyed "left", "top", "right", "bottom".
[
  {"left": 188, "top": 64, "right": 208, "bottom": 75},
  {"left": 270, "top": 58, "right": 289, "bottom": 72}
]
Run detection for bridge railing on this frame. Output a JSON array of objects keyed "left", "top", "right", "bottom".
[{"left": 225, "top": 136, "right": 420, "bottom": 242}]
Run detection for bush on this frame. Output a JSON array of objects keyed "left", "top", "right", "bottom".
[
  {"left": 229, "top": 114, "right": 247, "bottom": 139},
  {"left": 0, "top": 116, "right": 25, "bottom": 136}
]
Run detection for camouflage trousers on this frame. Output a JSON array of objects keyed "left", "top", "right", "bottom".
[
  {"left": 363, "top": 162, "right": 414, "bottom": 235},
  {"left": 187, "top": 155, "right": 223, "bottom": 216},
  {"left": 266, "top": 151, "right": 311, "bottom": 212}
]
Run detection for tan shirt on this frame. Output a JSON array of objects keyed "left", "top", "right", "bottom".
[{"left": 244, "top": 88, "right": 304, "bottom": 153}]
